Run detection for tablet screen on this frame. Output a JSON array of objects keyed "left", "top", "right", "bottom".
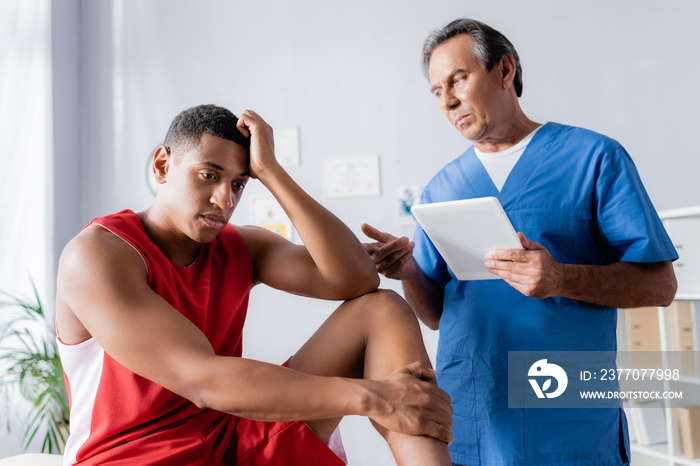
[{"left": 411, "top": 196, "right": 522, "bottom": 280}]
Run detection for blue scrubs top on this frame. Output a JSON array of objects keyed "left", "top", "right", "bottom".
[{"left": 413, "top": 123, "right": 678, "bottom": 465}]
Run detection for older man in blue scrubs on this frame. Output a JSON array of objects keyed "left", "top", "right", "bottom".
[{"left": 362, "top": 18, "right": 678, "bottom": 465}]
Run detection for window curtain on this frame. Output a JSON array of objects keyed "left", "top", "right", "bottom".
[
  {"left": 0, "top": 0, "right": 51, "bottom": 457},
  {"left": 0, "top": 0, "right": 51, "bottom": 306}
]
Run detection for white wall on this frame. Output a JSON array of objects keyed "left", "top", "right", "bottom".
[{"left": 28, "top": 0, "right": 700, "bottom": 463}]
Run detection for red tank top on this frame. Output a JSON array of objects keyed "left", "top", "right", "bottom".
[{"left": 58, "top": 209, "right": 253, "bottom": 465}]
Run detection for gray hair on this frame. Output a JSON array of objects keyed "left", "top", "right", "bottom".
[{"left": 422, "top": 18, "right": 523, "bottom": 97}]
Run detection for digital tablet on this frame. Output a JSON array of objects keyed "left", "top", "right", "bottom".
[{"left": 411, "top": 196, "right": 522, "bottom": 280}]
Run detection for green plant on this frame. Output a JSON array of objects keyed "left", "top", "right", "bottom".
[{"left": 0, "top": 281, "right": 69, "bottom": 454}]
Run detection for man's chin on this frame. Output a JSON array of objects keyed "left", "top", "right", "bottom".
[{"left": 191, "top": 228, "right": 225, "bottom": 244}]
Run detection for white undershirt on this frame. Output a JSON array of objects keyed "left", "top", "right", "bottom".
[{"left": 474, "top": 126, "right": 542, "bottom": 191}]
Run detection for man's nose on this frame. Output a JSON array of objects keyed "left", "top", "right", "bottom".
[
  {"left": 440, "top": 90, "right": 460, "bottom": 111},
  {"left": 211, "top": 184, "right": 234, "bottom": 210}
]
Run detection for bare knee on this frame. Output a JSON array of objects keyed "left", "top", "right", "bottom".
[
  {"left": 351, "top": 288, "right": 406, "bottom": 308},
  {"left": 350, "top": 289, "right": 432, "bottom": 379},
  {"left": 350, "top": 289, "right": 419, "bottom": 327}
]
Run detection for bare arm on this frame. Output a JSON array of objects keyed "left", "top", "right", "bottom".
[
  {"left": 236, "top": 110, "right": 379, "bottom": 299},
  {"left": 484, "top": 232, "right": 678, "bottom": 308},
  {"left": 401, "top": 264, "right": 445, "bottom": 330},
  {"left": 361, "top": 224, "right": 444, "bottom": 329},
  {"left": 55, "top": 228, "right": 452, "bottom": 442}
]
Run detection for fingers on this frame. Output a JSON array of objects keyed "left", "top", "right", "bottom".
[
  {"left": 433, "top": 384, "right": 452, "bottom": 405},
  {"left": 484, "top": 257, "right": 537, "bottom": 276},
  {"left": 485, "top": 268, "right": 530, "bottom": 288},
  {"left": 517, "top": 231, "right": 527, "bottom": 244},
  {"left": 372, "top": 240, "right": 415, "bottom": 278},
  {"left": 484, "top": 240, "right": 562, "bottom": 299},
  {"left": 361, "top": 223, "right": 395, "bottom": 243},
  {"left": 485, "top": 248, "right": 526, "bottom": 263},
  {"left": 362, "top": 242, "right": 380, "bottom": 255},
  {"left": 485, "top": 247, "right": 541, "bottom": 263},
  {"left": 359, "top": 223, "right": 412, "bottom": 262},
  {"left": 398, "top": 360, "right": 422, "bottom": 376},
  {"left": 235, "top": 110, "right": 254, "bottom": 138},
  {"left": 415, "top": 383, "right": 454, "bottom": 444},
  {"left": 236, "top": 109, "right": 269, "bottom": 138},
  {"left": 374, "top": 237, "right": 414, "bottom": 264},
  {"left": 485, "top": 233, "right": 545, "bottom": 264},
  {"left": 426, "top": 420, "right": 454, "bottom": 445},
  {"left": 236, "top": 118, "right": 250, "bottom": 138},
  {"left": 399, "top": 361, "right": 434, "bottom": 379},
  {"left": 360, "top": 224, "right": 415, "bottom": 279},
  {"left": 242, "top": 109, "right": 262, "bottom": 119},
  {"left": 417, "top": 395, "right": 454, "bottom": 444},
  {"left": 378, "top": 365, "right": 454, "bottom": 443},
  {"left": 484, "top": 242, "right": 551, "bottom": 277},
  {"left": 517, "top": 231, "right": 544, "bottom": 250},
  {"left": 394, "top": 362, "right": 451, "bottom": 407},
  {"left": 379, "top": 252, "right": 414, "bottom": 278}
]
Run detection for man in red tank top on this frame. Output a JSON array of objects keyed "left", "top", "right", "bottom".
[{"left": 55, "top": 105, "right": 453, "bottom": 465}]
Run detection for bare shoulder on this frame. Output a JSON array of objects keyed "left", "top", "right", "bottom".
[
  {"left": 56, "top": 225, "right": 148, "bottom": 343},
  {"left": 59, "top": 224, "right": 147, "bottom": 279}
]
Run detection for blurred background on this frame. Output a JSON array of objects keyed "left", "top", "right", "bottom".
[{"left": 1, "top": 0, "right": 699, "bottom": 463}]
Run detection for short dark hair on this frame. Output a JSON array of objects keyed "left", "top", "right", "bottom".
[
  {"left": 163, "top": 104, "right": 249, "bottom": 151},
  {"left": 422, "top": 18, "right": 523, "bottom": 97}
]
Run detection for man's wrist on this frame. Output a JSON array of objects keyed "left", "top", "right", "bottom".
[
  {"left": 339, "top": 378, "right": 380, "bottom": 418},
  {"left": 554, "top": 262, "right": 583, "bottom": 300},
  {"left": 255, "top": 160, "right": 290, "bottom": 190},
  {"left": 400, "top": 257, "right": 422, "bottom": 284},
  {"left": 254, "top": 160, "right": 285, "bottom": 185}
]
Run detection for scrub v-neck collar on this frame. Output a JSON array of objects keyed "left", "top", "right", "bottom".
[{"left": 457, "top": 122, "right": 562, "bottom": 209}]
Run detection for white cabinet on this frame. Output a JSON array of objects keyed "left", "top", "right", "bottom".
[
  {"left": 664, "top": 212, "right": 700, "bottom": 299},
  {"left": 622, "top": 206, "right": 700, "bottom": 466}
]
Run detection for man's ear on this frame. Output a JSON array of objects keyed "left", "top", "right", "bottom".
[
  {"left": 152, "top": 145, "right": 170, "bottom": 184},
  {"left": 498, "top": 54, "right": 517, "bottom": 90}
]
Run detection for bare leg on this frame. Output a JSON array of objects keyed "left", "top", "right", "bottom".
[{"left": 288, "top": 289, "right": 451, "bottom": 465}]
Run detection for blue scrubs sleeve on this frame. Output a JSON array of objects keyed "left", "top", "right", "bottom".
[{"left": 596, "top": 146, "right": 678, "bottom": 263}]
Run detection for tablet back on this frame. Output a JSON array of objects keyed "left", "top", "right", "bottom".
[{"left": 411, "top": 196, "right": 522, "bottom": 280}]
